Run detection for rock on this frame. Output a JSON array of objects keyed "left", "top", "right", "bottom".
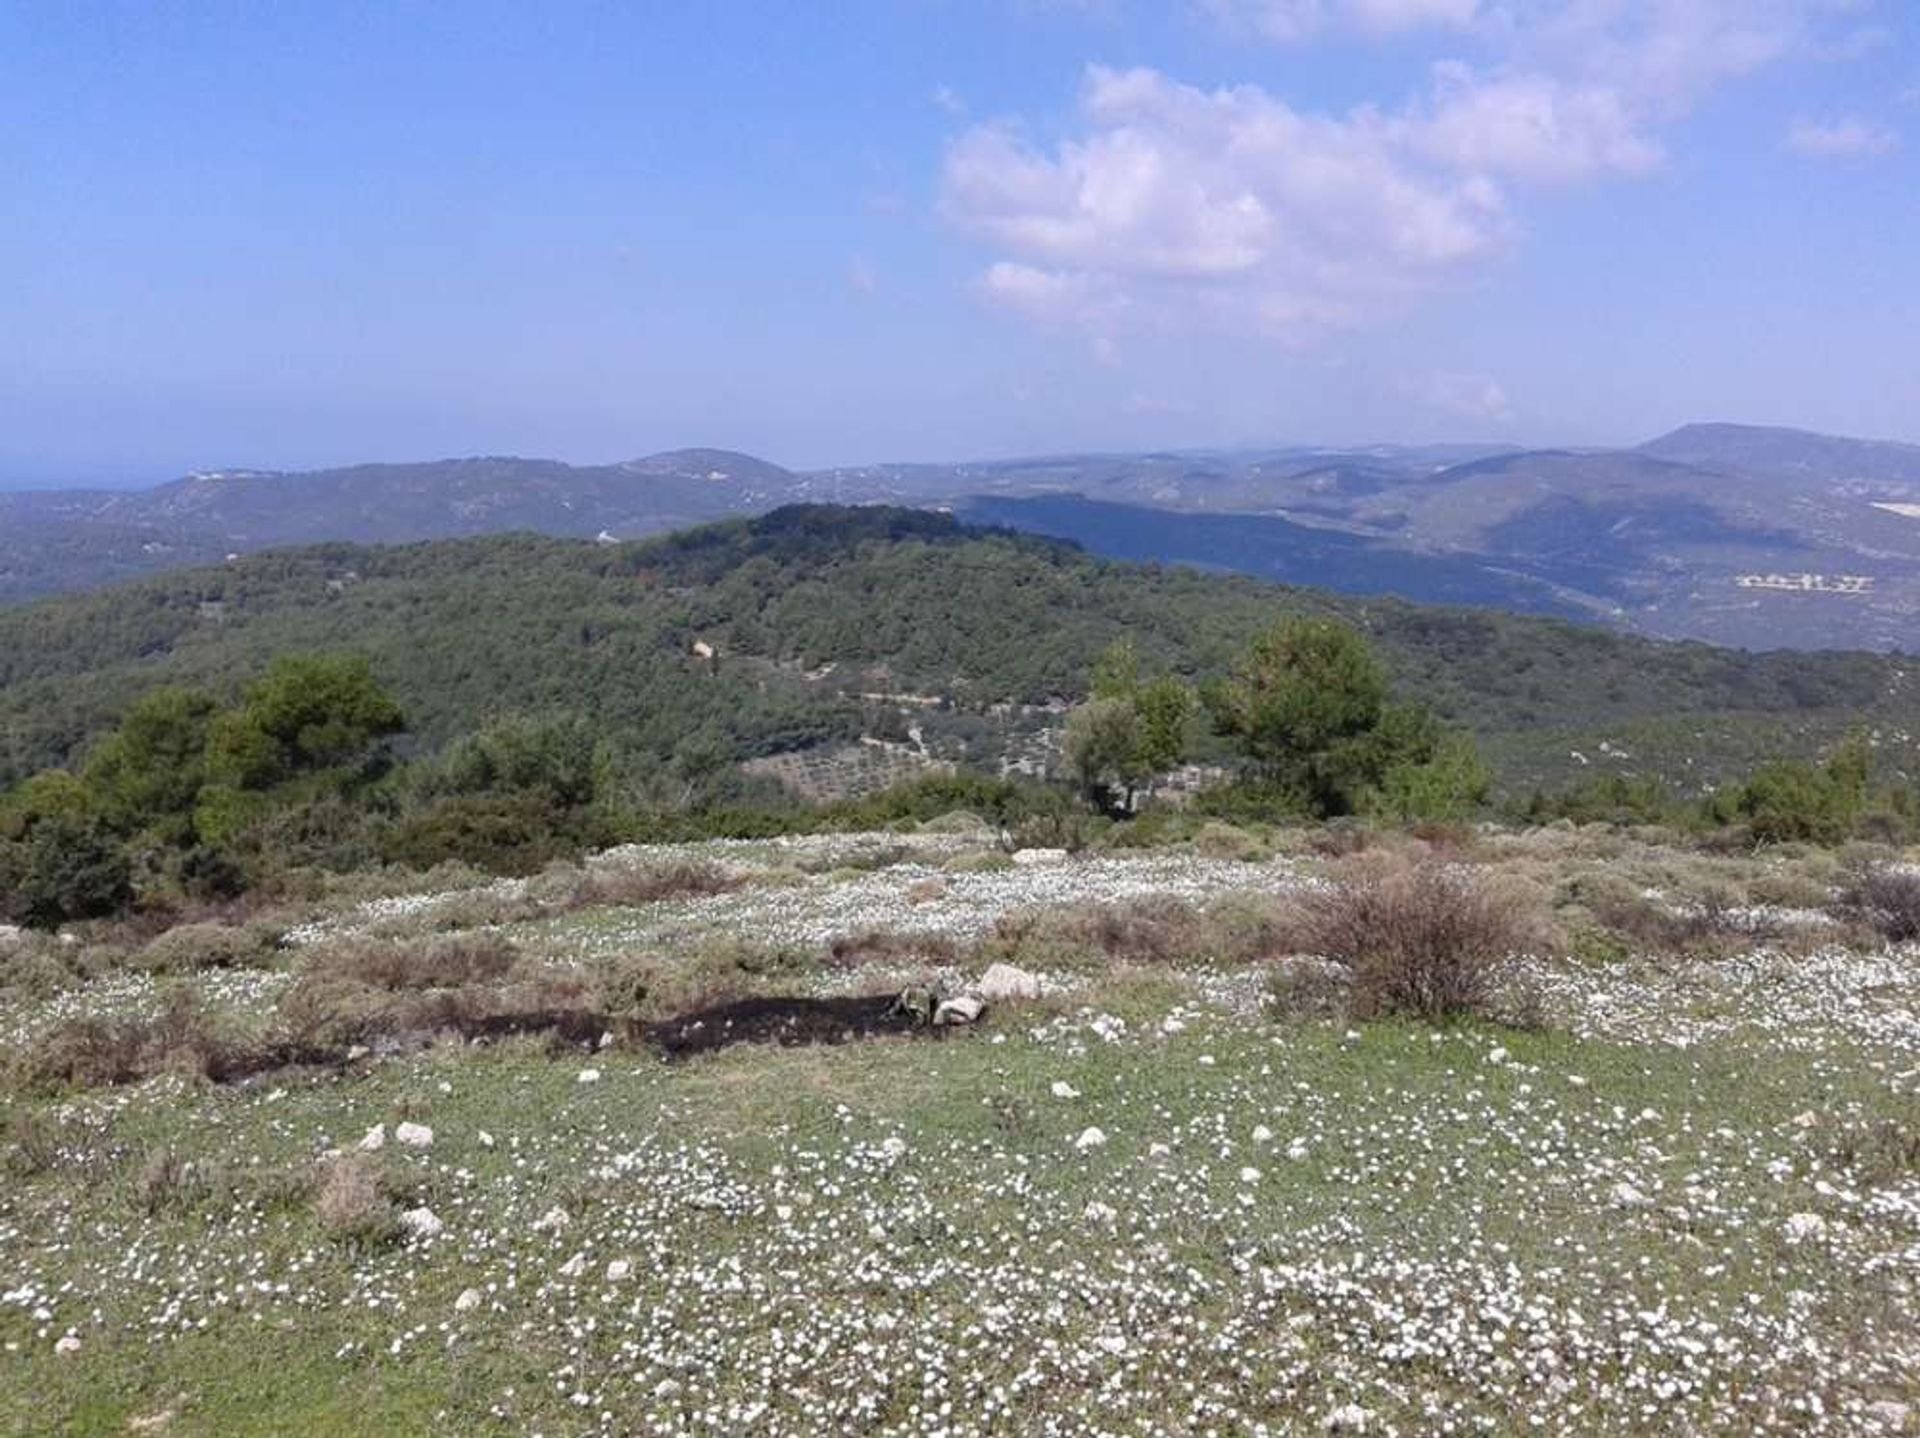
[
  {"left": 1782, "top": 1211, "right": 1827, "bottom": 1245},
  {"left": 53, "top": 1334, "right": 81, "bottom": 1356},
  {"left": 454, "top": 1288, "right": 482, "bottom": 1312},
  {"left": 558, "top": 1252, "right": 588, "bottom": 1278},
  {"left": 933, "top": 994, "right": 985, "bottom": 1026},
  {"left": 1050, "top": 1081, "right": 1081, "bottom": 1100},
  {"left": 879, "top": 1136, "right": 908, "bottom": 1162},
  {"left": 576, "top": 1069, "right": 602, "bottom": 1085},
  {"left": 533, "top": 1206, "right": 570, "bottom": 1232},
  {"left": 977, "top": 963, "right": 1043, "bottom": 1002},
  {"left": 345, "top": 1044, "right": 370, "bottom": 1061},
  {"left": 400, "top": 1206, "right": 443, "bottom": 1239},
  {"left": 1239, "top": 1166, "right": 1262, "bottom": 1184},
  {"left": 1011, "top": 847, "right": 1068, "bottom": 866},
  {"left": 1252, "top": 1125, "right": 1274, "bottom": 1143},
  {"left": 394, "top": 1122, "right": 434, "bottom": 1149},
  {"left": 1074, "top": 1126, "right": 1107, "bottom": 1151},
  {"left": 1323, "top": 1404, "right": 1374, "bottom": 1433},
  {"left": 1611, "top": 1182, "right": 1655, "bottom": 1210},
  {"left": 1486, "top": 1046, "right": 1509, "bottom": 1066},
  {"left": 1287, "top": 1139, "right": 1310, "bottom": 1161},
  {"left": 358, "top": 1124, "right": 387, "bottom": 1152},
  {"left": 1792, "top": 1110, "right": 1819, "bottom": 1129},
  {"left": 606, "top": 1259, "right": 632, "bottom": 1282},
  {"left": 1866, "top": 1401, "right": 1911, "bottom": 1431},
  {"left": 478, "top": 1130, "right": 495, "bottom": 1148},
  {"left": 1083, "top": 1201, "right": 1117, "bottom": 1224}
]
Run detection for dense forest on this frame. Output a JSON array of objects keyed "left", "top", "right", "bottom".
[{"left": 0, "top": 505, "right": 1908, "bottom": 797}]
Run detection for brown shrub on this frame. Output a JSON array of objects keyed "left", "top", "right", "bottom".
[
  {"left": 827, "top": 929, "right": 960, "bottom": 969},
  {"left": 138, "top": 923, "right": 277, "bottom": 974},
  {"left": 573, "top": 860, "right": 740, "bottom": 908},
  {"left": 312, "top": 1153, "right": 398, "bottom": 1247},
  {"left": 302, "top": 934, "right": 520, "bottom": 991},
  {"left": 1841, "top": 865, "right": 1920, "bottom": 944},
  {"left": 1289, "top": 863, "right": 1542, "bottom": 1022}
]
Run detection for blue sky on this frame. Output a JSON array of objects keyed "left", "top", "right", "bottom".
[{"left": 2, "top": 1, "right": 1915, "bottom": 485}]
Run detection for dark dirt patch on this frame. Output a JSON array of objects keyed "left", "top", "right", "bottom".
[{"left": 645, "top": 994, "right": 941, "bottom": 1059}]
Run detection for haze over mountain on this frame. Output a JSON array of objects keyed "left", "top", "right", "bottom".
[{"left": 4, "top": 422, "right": 1917, "bottom": 652}]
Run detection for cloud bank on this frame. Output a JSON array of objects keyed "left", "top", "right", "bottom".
[{"left": 943, "top": 1, "right": 1879, "bottom": 338}]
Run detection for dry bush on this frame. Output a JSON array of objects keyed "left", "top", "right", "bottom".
[
  {"left": 1201, "top": 891, "right": 1297, "bottom": 964},
  {"left": 1192, "top": 822, "right": 1267, "bottom": 862},
  {"left": 3, "top": 1109, "right": 59, "bottom": 1179},
  {"left": 1288, "top": 862, "right": 1543, "bottom": 1022},
  {"left": 138, "top": 922, "right": 277, "bottom": 974},
  {"left": 312, "top": 1153, "right": 399, "bottom": 1248},
  {"left": 15, "top": 987, "right": 248, "bottom": 1092},
  {"left": 302, "top": 933, "right": 520, "bottom": 991},
  {"left": 1842, "top": 866, "right": 1920, "bottom": 943},
  {"left": 827, "top": 928, "right": 960, "bottom": 969},
  {"left": 1264, "top": 955, "right": 1352, "bottom": 1020},
  {"left": 570, "top": 860, "right": 741, "bottom": 909},
  {"left": 904, "top": 877, "right": 948, "bottom": 905},
  {"left": 135, "top": 1147, "right": 214, "bottom": 1216}
]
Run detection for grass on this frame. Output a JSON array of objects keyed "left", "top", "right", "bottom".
[{"left": 2, "top": 826, "right": 1917, "bottom": 1434}]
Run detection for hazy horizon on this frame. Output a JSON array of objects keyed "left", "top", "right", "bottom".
[{"left": 5, "top": 3, "right": 1917, "bottom": 487}]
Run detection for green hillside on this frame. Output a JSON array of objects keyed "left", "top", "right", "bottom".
[{"left": 0, "top": 506, "right": 1908, "bottom": 796}]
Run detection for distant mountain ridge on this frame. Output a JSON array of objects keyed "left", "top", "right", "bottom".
[{"left": 4, "top": 423, "right": 1918, "bottom": 651}]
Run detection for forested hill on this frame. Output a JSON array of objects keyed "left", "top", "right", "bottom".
[{"left": 0, "top": 505, "right": 1908, "bottom": 794}]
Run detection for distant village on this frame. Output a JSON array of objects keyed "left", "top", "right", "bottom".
[{"left": 1734, "top": 572, "right": 1874, "bottom": 595}]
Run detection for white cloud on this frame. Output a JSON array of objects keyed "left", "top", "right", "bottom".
[
  {"left": 944, "top": 1, "right": 1878, "bottom": 341},
  {"left": 1786, "top": 114, "right": 1899, "bottom": 158},
  {"left": 1204, "top": 0, "right": 1481, "bottom": 43},
  {"left": 944, "top": 66, "right": 1510, "bottom": 337}
]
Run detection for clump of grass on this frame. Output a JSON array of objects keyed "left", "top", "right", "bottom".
[
  {"left": 15, "top": 985, "right": 251, "bottom": 1092},
  {"left": 1191, "top": 821, "right": 1267, "bottom": 862},
  {"left": 3, "top": 1109, "right": 60, "bottom": 1179},
  {"left": 134, "top": 1148, "right": 215, "bottom": 1217},
  {"left": 1288, "top": 862, "right": 1542, "bottom": 1022}
]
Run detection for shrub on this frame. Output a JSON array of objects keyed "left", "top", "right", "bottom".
[
  {"left": 1842, "top": 866, "right": 1920, "bottom": 943},
  {"left": 138, "top": 922, "right": 277, "bottom": 974},
  {"left": 301, "top": 934, "right": 520, "bottom": 991},
  {"left": 312, "top": 1153, "right": 399, "bottom": 1248},
  {"left": 1288, "top": 863, "right": 1540, "bottom": 1022},
  {"left": 0, "top": 816, "right": 134, "bottom": 928},
  {"left": 1192, "top": 821, "right": 1266, "bottom": 862},
  {"left": 571, "top": 860, "right": 739, "bottom": 908}
]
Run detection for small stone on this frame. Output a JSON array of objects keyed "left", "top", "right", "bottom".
[
  {"left": 933, "top": 994, "right": 985, "bottom": 1025},
  {"left": 1010, "top": 848, "right": 1068, "bottom": 866},
  {"left": 576, "top": 1069, "right": 601, "bottom": 1085},
  {"left": 54, "top": 1334, "right": 81, "bottom": 1357},
  {"left": 1782, "top": 1211, "right": 1827, "bottom": 1245},
  {"left": 1866, "top": 1401, "right": 1911, "bottom": 1432},
  {"left": 1287, "top": 1139, "right": 1311, "bottom": 1161},
  {"left": 1486, "top": 1046, "right": 1509, "bottom": 1066},
  {"left": 1083, "top": 1201, "right": 1117, "bottom": 1224},
  {"left": 1197, "top": 1054, "right": 1216, "bottom": 1067},
  {"left": 558, "top": 1252, "right": 588, "bottom": 1278},
  {"left": 358, "top": 1124, "right": 386, "bottom": 1152},
  {"left": 879, "top": 1136, "right": 908, "bottom": 1162},
  {"left": 394, "top": 1122, "right": 434, "bottom": 1149},
  {"left": 1611, "top": 1182, "right": 1654, "bottom": 1210},
  {"left": 533, "top": 1206, "right": 571, "bottom": 1232},
  {"left": 1050, "top": 1081, "right": 1081, "bottom": 1100},
  {"left": 1239, "top": 1166, "right": 1262, "bottom": 1184},
  {"left": 400, "top": 1206, "right": 443, "bottom": 1239},
  {"left": 605, "top": 1259, "right": 632, "bottom": 1282},
  {"left": 1323, "top": 1403, "right": 1374, "bottom": 1433},
  {"left": 1792, "top": 1110, "right": 1819, "bottom": 1129},
  {"left": 477, "top": 1130, "right": 495, "bottom": 1148},
  {"left": 345, "top": 1044, "right": 370, "bottom": 1061},
  {"left": 1074, "top": 1126, "right": 1107, "bottom": 1151},
  {"left": 1252, "top": 1125, "right": 1274, "bottom": 1143},
  {"left": 454, "top": 1288, "right": 482, "bottom": 1313},
  {"left": 977, "top": 963, "right": 1043, "bottom": 1002}
]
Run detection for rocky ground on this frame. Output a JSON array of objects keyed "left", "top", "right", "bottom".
[{"left": 1, "top": 824, "right": 1915, "bottom": 1435}]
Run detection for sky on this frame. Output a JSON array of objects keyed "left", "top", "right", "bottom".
[{"left": 1, "top": 1, "right": 1916, "bottom": 486}]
